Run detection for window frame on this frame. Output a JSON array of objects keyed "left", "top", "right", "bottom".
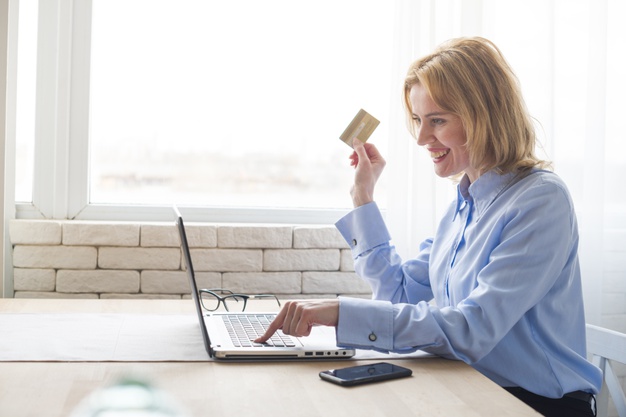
[{"left": 15, "top": 0, "right": 354, "bottom": 224}]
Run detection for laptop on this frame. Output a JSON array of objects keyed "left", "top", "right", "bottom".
[{"left": 174, "top": 206, "right": 356, "bottom": 360}]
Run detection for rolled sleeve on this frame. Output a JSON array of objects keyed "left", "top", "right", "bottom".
[
  {"left": 337, "top": 296, "right": 394, "bottom": 352},
  {"left": 335, "top": 202, "right": 391, "bottom": 257}
]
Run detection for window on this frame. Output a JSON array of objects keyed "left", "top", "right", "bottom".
[{"left": 15, "top": 0, "right": 394, "bottom": 222}]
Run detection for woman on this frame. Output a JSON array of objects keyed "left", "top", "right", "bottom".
[{"left": 256, "top": 37, "right": 601, "bottom": 417}]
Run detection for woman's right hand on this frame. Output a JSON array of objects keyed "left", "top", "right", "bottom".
[{"left": 349, "top": 137, "right": 386, "bottom": 207}]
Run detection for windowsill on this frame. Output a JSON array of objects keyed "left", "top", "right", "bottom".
[{"left": 15, "top": 202, "right": 366, "bottom": 225}]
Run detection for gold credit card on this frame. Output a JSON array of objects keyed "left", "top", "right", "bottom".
[{"left": 339, "top": 109, "right": 380, "bottom": 148}]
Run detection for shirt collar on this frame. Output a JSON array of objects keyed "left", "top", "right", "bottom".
[
  {"left": 454, "top": 175, "right": 471, "bottom": 219},
  {"left": 454, "top": 170, "right": 520, "bottom": 220}
]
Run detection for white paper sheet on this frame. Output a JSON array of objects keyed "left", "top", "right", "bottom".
[
  {"left": 0, "top": 313, "right": 433, "bottom": 362},
  {"left": 0, "top": 313, "right": 208, "bottom": 361}
]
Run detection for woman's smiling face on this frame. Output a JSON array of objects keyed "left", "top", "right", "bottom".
[{"left": 409, "top": 83, "right": 479, "bottom": 182}]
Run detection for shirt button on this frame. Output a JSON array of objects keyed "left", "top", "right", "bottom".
[
  {"left": 352, "top": 239, "right": 357, "bottom": 246},
  {"left": 368, "top": 332, "right": 377, "bottom": 342}
]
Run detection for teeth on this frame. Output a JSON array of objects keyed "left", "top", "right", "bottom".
[{"left": 430, "top": 150, "right": 449, "bottom": 159}]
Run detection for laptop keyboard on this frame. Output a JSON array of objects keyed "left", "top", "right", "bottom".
[{"left": 222, "top": 314, "right": 298, "bottom": 348}]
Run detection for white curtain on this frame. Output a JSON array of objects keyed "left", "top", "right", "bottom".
[{"left": 386, "top": 0, "right": 626, "bottom": 330}]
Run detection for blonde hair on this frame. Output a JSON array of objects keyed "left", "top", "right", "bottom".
[{"left": 403, "top": 37, "right": 550, "bottom": 175}]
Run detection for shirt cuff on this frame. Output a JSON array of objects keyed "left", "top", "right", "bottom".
[
  {"left": 337, "top": 296, "right": 394, "bottom": 351},
  {"left": 334, "top": 202, "right": 391, "bottom": 257}
]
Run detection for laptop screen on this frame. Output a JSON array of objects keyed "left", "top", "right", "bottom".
[{"left": 174, "top": 206, "right": 213, "bottom": 357}]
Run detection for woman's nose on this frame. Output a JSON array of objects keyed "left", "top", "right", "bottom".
[{"left": 416, "top": 126, "right": 432, "bottom": 146}]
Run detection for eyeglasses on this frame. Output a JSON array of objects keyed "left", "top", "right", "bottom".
[{"left": 198, "top": 288, "right": 281, "bottom": 312}]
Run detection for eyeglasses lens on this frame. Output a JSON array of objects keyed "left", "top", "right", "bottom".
[
  {"left": 199, "top": 292, "right": 221, "bottom": 311},
  {"left": 222, "top": 294, "right": 247, "bottom": 312}
]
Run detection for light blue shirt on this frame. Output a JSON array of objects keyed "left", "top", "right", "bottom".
[{"left": 335, "top": 169, "right": 602, "bottom": 398}]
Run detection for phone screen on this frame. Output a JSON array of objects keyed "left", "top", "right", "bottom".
[{"left": 319, "top": 362, "right": 412, "bottom": 386}]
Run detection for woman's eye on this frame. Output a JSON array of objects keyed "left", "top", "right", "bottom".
[{"left": 432, "top": 118, "right": 445, "bottom": 125}]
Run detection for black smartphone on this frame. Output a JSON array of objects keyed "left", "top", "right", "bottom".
[{"left": 319, "top": 362, "right": 412, "bottom": 386}]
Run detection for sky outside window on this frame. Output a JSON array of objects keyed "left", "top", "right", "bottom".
[{"left": 88, "top": 0, "right": 394, "bottom": 209}]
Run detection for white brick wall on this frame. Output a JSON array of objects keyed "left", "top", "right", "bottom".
[
  {"left": 98, "top": 247, "right": 180, "bottom": 270},
  {"left": 218, "top": 225, "right": 292, "bottom": 248},
  {"left": 8, "top": 220, "right": 368, "bottom": 300},
  {"left": 13, "top": 246, "right": 97, "bottom": 269},
  {"left": 190, "top": 249, "right": 263, "bottom": 272},
  {"left": 264, "top": 249, "right": 340, "bottom": 271},
  {"left": 63, "top": 222, "right": 139, "bottom": 246},
  {"left": 9, "top": 220, "right": 62, "bottom": 245},
  {"left": 293, "top": 226, "right": 348, "bottom": 249},
  {"left": 13, "top": 268, "right": 55, "bottom": 292},
  {"left": 56, "top": 270, "right": 140, "bottom": 293}
]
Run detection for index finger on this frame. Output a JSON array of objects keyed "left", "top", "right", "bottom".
[{"left": 254, "top": 305, "right": 287, "bottom": 343}]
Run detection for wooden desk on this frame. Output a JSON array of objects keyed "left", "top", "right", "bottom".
[{"left": 0, "top": 299, "right": 539, "bottom": 417}]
